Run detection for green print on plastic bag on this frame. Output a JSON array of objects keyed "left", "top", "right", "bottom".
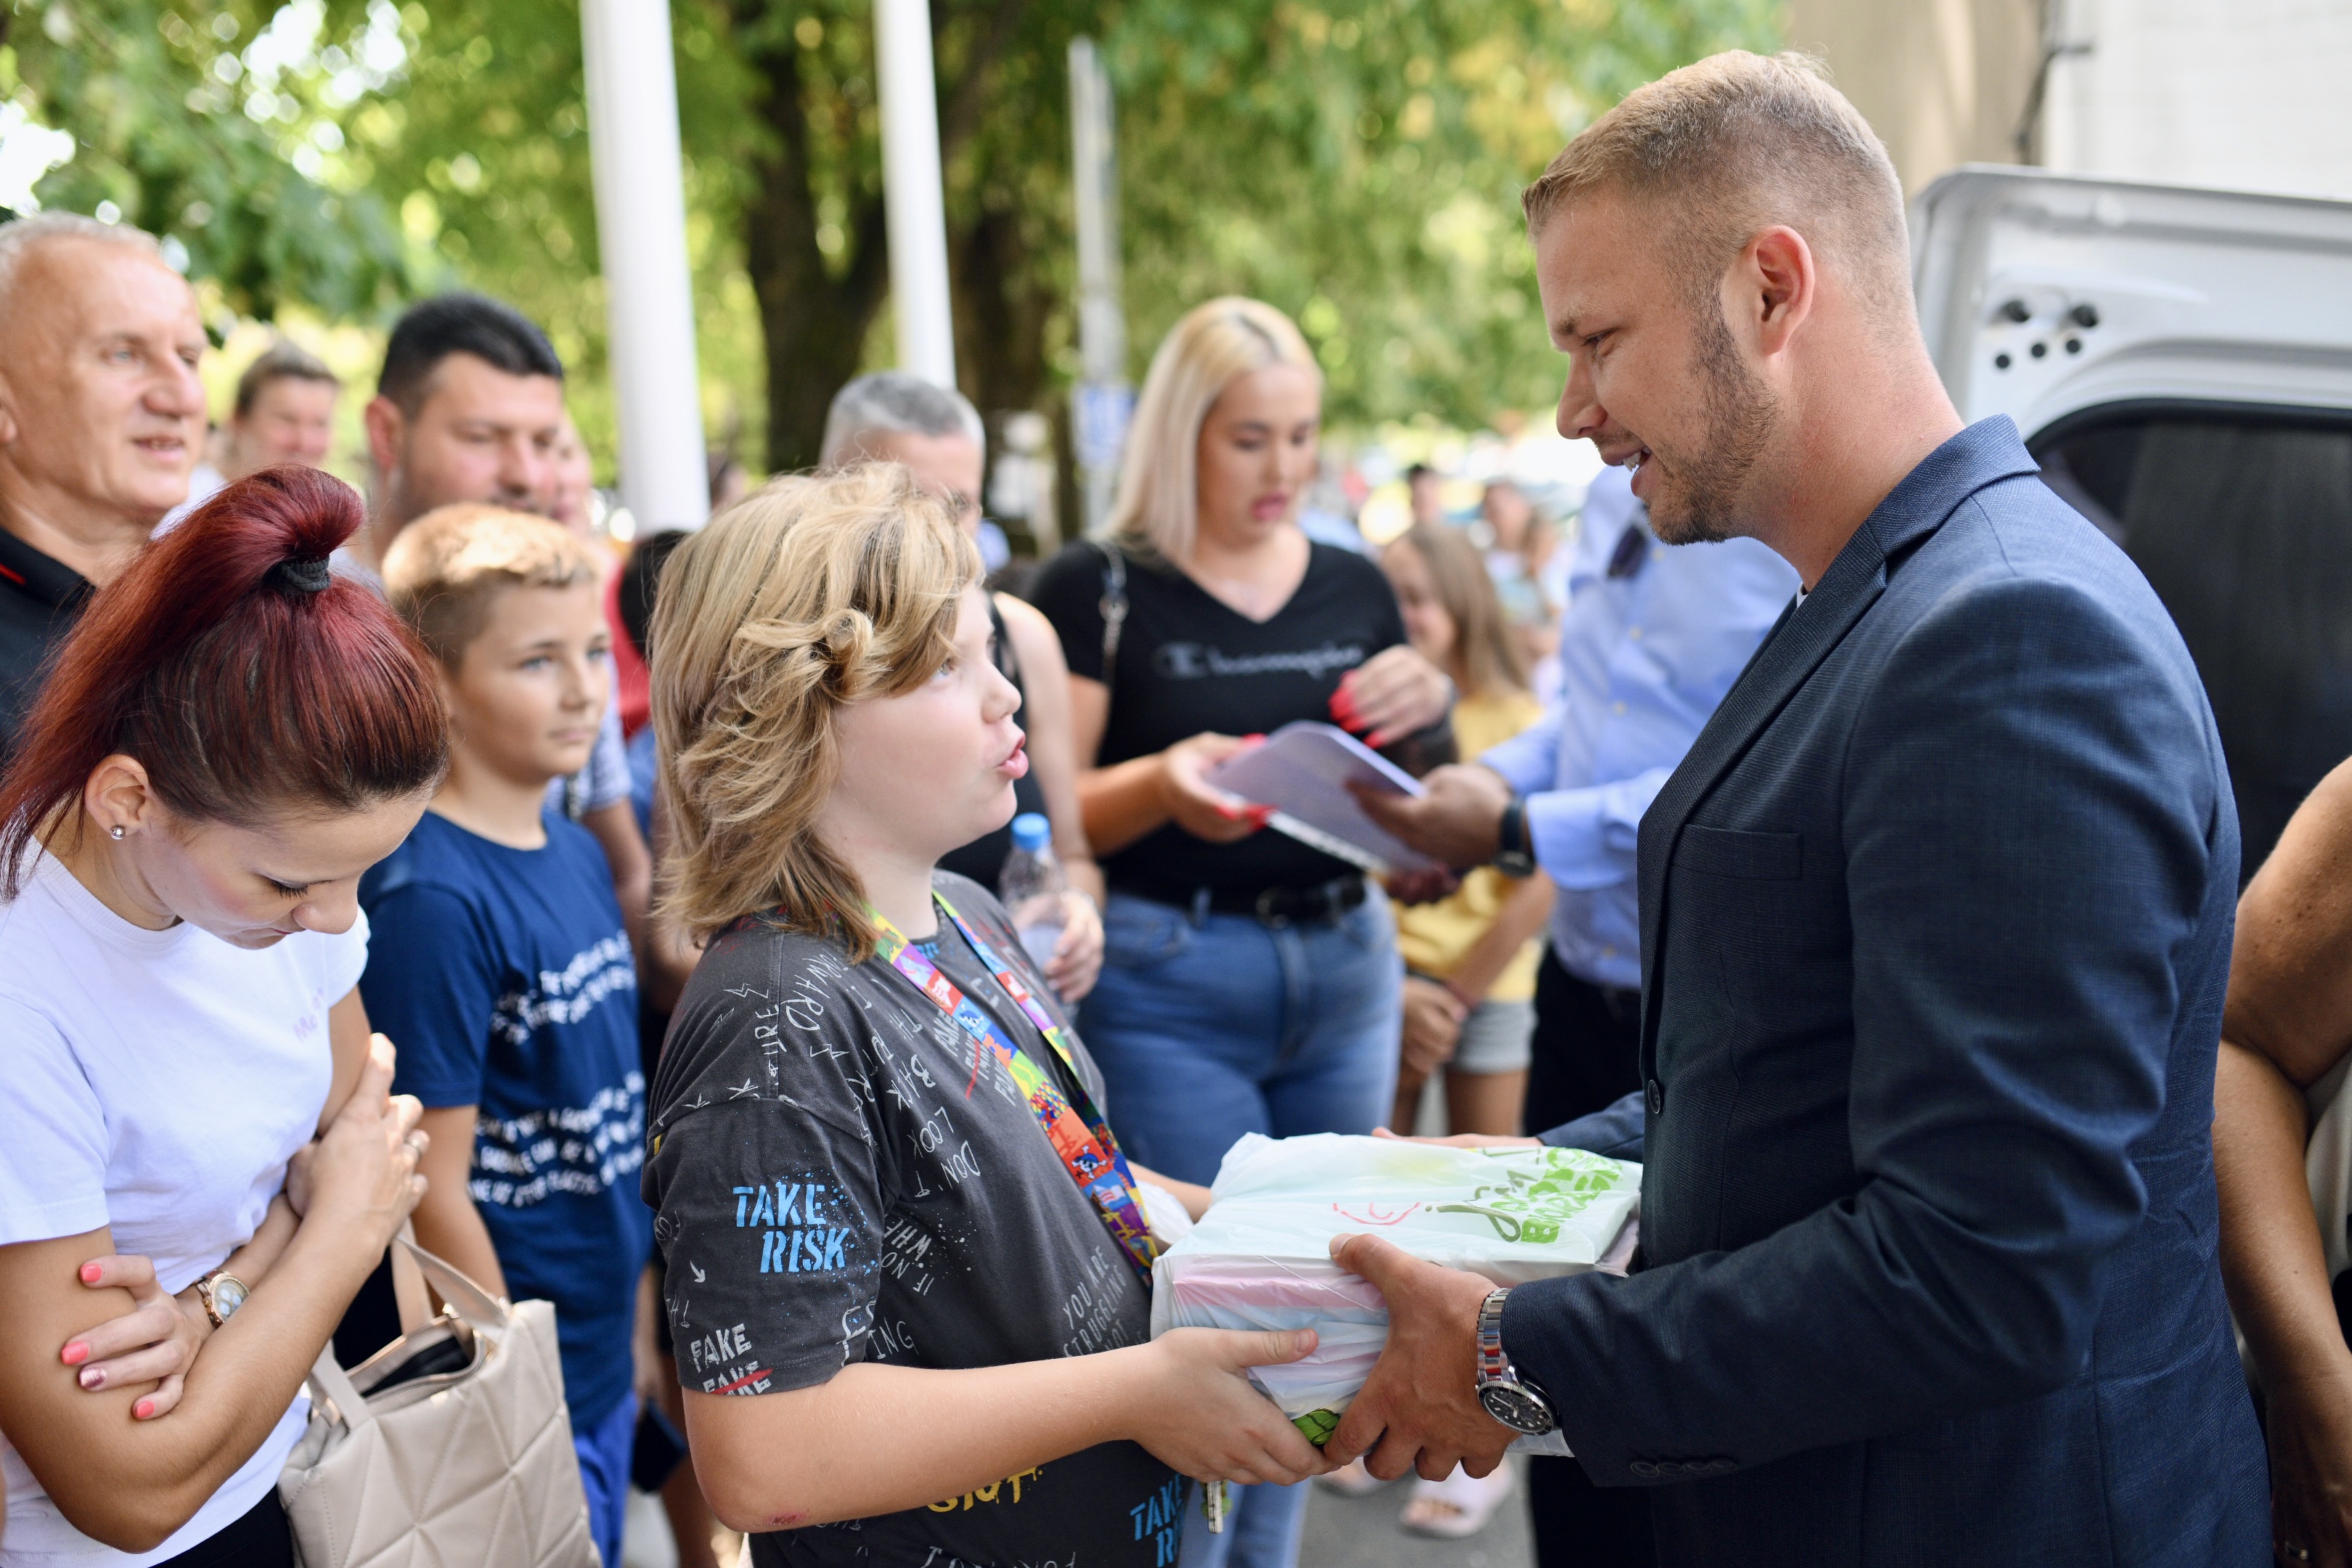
[
  {"left": 1435, "top": 1148, "right": 1627, "bottom": 1244},
  {"left": 1293, "top": 1408, "right": 1343, "bottom": 1446}
]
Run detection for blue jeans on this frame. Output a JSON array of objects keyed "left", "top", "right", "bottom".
[
  {"left": 571, "top": 1390, "right": 635, "bottom": 1568},
  {"left": 1080, "top": 888, "right": 1402, "bottom": 1568}
]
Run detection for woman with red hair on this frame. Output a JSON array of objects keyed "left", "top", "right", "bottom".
[{"left": 0, "top": 465, "right": 448, "bottom": 1566}]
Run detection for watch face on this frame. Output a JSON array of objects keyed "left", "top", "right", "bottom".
[
  {"left": 212, "top": 1275, "right": 248, "bottom": 1319},
  {"left": 1479, "top": 1380, "right": 1555, "bottom": 1436}
]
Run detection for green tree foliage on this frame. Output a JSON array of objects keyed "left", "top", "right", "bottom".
[
  {"left": 4, "top": 0, "right": 1777, "bottom": 478},
  {"left": 4, "top": 0, "right": 415, "bottom": 321},
  {"left": 1110, "top": 0, "right": 1781, "bottom": 427}
]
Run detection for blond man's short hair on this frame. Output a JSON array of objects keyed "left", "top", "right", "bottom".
[
  {"left": 1109, "top": 297, "right": 1320, "bottom": 563},
  {"left": 380, "top": 502, "right": 603, "bottom": 667},
  {"left": 1523, "top": 50, "right": 1910, "bottom": 319},
  {"left": 651, "top": 464, "right": 979, "bottom": 954}
]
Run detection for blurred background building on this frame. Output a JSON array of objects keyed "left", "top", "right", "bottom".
[{"left": 1791, "top": 0, "right": 2352, "bottom": 200}]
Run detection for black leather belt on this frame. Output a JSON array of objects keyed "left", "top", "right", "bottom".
[{"left": 1122, "top": 875, "right": 1370, "bottom": 928}]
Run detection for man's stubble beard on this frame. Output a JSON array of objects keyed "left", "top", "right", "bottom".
[{"left": 1646, "top": 297, "right": 1780, "bottom": 547}]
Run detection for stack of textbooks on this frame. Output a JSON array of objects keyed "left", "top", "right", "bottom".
[{"left": 1150, "top": 1133, "right": 1640, "bottom": 1451}]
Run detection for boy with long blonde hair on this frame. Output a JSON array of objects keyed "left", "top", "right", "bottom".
[{"left": 641, "top": 466, "right": 1331, "bottom": 1568}]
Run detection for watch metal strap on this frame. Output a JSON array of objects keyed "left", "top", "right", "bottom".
[{"left": 1477, "top": 1287, "right": 1512, "bottom": 1381}]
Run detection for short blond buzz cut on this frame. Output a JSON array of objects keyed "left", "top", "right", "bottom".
[
  {"left": 380, "top": 502, "right": 604, "bottom": 668},
  {"left": 1522, "top": 50, "right": 1911, "bottom": 321}
]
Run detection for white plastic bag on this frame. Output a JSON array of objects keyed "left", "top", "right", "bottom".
[{"left": 1151, "top": 1134, "right": 1639, "bottom": 1451}]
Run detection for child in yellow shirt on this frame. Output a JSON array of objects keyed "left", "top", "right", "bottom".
[{"left": 1379, "top": 524, "right": 1555, "bottom": 1140}]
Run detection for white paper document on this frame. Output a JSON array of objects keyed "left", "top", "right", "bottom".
[{"left": 1203, "top": 722, "right": 1441, "bottom": 876}]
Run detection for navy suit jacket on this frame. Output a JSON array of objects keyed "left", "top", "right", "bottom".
[{"left": 1508, "top": 420, "right": 2269, "bottom": 1567}]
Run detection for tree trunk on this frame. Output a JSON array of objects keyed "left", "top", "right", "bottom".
[
  {"left": 735, "top": 0, "right": 1044, "bottom": 474},
  {"left": 738, "top": 9, "right": 890, "bottom": 473},
  {"left": 953, "top": 203, "right": 1052, "bottom": 422}
]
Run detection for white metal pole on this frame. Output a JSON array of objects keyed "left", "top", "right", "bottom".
[
  {"left": 873, "top": 0, "right": 957, "bottom": 387},
  {"left": 580, "top": 0, "right": 711, "bottom": 529},
  {"left": 1069, "top": 38, "right": 1129, "bottom": 534}
]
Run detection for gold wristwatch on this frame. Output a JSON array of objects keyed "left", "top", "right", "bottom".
[{"left": 193, "top": 1268, "right": 250, "bottom": 1328}]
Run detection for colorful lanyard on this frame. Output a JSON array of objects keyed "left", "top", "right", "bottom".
[{"left": 868, "top": 894, "right": 1161, "bottom": 1286}]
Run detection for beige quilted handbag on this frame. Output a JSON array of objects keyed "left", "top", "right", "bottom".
[{"left": 277, "top": 1240, "right": 599, "bottom": 1567}]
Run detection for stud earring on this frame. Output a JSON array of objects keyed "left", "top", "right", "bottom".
[{"left": 110, "top": 825, "right": 125, "bottom": 841}]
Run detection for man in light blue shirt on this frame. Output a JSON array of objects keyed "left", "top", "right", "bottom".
[
  {"left": 1363, "top": 459, "right": 1792, "bottom": 1568},
  {"left": 1386, "top": 461, "right": 1794, "bottom": 1130}
]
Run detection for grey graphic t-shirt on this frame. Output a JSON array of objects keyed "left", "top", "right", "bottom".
[{"left": 643, "top": 873, "right": 1183, "bottom": 1568}]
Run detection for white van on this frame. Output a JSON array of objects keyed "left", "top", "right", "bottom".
[{"left": 1914, "top": 165, "right": 2352, "bottom": 876}]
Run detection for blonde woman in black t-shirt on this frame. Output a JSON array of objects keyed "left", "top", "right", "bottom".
[{"left": 1029, "top": 298, "right": 1454, "bottom": 1568}]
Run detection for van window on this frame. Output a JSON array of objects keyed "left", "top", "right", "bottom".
[{"left": 2035, "top": 406, "right": 2352, "bottom": 881}]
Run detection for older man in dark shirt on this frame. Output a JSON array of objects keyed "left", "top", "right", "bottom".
[{"left": 0, "top": 213, "right": 207, "bottom": 750}]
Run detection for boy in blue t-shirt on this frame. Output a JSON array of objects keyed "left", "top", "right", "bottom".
[{"left": 362, "top": 502, "right": 648, "bottom": 1568}]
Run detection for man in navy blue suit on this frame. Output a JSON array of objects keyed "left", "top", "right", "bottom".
[{"left": 1347, "top": 49, "right": 2269, "bottom": 1567}]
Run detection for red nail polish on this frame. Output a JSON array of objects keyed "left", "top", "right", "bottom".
[
  {"left": 1244, "top": 733, "right": 1266, "bottom": 743},
  {"left": 79, "top": 1263, "right": 101, "bottom": 1284},
  {"left": 134, "top": 1398, "right": 153, "bottom": 1419},
  {"left": 61, "top": 1342, "right": 88, "bottom": 1366}
]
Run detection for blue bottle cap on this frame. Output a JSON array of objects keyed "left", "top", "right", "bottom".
[{"left": 1010, "top": 812, "right": 1052, "bottom": 853}]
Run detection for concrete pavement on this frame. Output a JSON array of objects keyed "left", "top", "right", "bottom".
[{"left": 1299, "top": 1458, "right": 1535, "bottom": 1568}]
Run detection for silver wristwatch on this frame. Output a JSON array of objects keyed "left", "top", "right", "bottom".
[{"left": 1474, "top": 1287, "right": 1556, "bottom": 1436}]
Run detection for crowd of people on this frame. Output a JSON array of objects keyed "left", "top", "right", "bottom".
[{"left": 0, "top": 44, "right": 2337, "bottom": 1568}]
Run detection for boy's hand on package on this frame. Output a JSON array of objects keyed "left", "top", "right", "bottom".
[
  {"left": 1323, "top": 1234, "right": 1517, "bottom": 1482},
  {"left": 1130, "top": 1327, "right": 1332, "bottom": 1487},
  {"left": 60, "top": 1253, "right": 206, "bottom": 1419}
]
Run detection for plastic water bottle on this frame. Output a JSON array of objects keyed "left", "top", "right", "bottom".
[{"left": 999, "top": 813, "right": 1067, "bottom": 972}]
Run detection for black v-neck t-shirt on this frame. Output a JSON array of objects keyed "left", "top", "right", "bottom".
[{"left": 1028, "top": 539, "right": 1410, "bottom": 899}]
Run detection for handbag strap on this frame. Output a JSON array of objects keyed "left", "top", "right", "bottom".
[
  {"left": 1092, "top": 537, "right": 1127, "bottom": 674},
  {"left": 305, "top": 1342, "right": 374, "bottom": 1435},
  {"left": 395, "top": 1236, "right": 510, "bottom": 1335},
  {"left": 301, "top": 1237, "right": 512, "bottom": 1423}
]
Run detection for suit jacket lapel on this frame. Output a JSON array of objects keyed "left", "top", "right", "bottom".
[
  {"left": 1633, "top": 543, "right": 1888, "bottom": 1064},
  {"left": 1632, "top": 418, "right": 2046, "bottom": 1067}
]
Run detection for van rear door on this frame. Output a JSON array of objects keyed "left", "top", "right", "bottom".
[{"left": 1914, "top": 165, "right": 2352, "bottom": 875}]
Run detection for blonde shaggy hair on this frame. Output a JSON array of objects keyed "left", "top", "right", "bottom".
[
  {"left": 380, "top": 502, "right": 603, "bottom": 667},
  {"left": 1107, "top": 297, "right": 1320, "bottom": 563},
  {"left": 650, "top": 465, "right": 979, "bottom": 955},
  {"left": 1522, "top": 50, "right": 1911, "bottom": 322}
]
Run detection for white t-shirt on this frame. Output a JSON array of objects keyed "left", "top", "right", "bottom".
[{"left": 0, "top": 852, "right": 369, "bottom": 1565}]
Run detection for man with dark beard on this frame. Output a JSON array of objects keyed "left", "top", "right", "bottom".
[{"left": 1344, "top": 49, "right": 2266, "bottom": 1568}]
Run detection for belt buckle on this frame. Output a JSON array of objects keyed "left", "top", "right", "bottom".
[{"left": 1253, "top": 889, "right": 1291, "bottom": 928}]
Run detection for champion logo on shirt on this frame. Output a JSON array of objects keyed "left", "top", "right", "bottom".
[
  {"left": 490, "top": 929, "right": 635, "bottom": 1043},
  {"left": 1152, "top": 640, "right": 1365, "bottom": 681}
]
